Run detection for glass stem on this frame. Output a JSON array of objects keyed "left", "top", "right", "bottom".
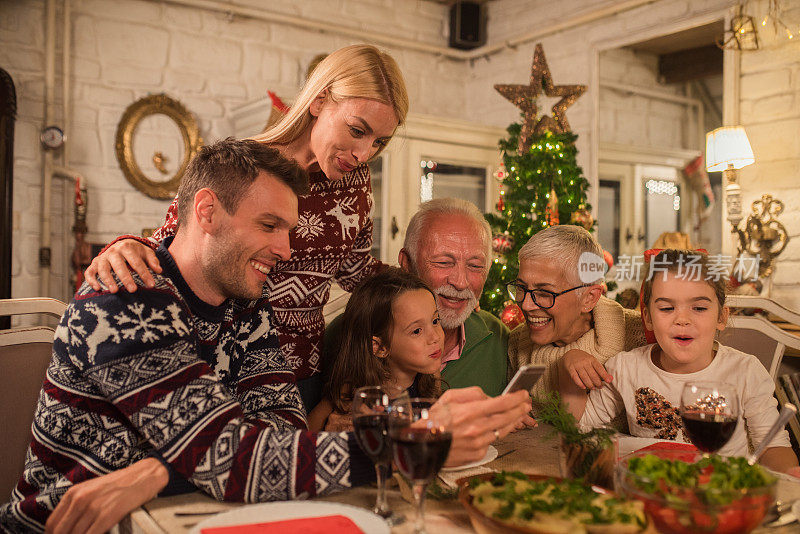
[
  {"left": 373, "top": 463, "right": 391, "bottom": 517},
  {"left": 412, "top": 482, "right": 427, "bottom": 534}
]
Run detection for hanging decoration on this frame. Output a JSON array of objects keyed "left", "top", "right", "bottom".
[
  {"left": 496, "top": 167, "right": 507, "bottom": 211},
  {"left": 492, "top": 232, "right": 515, "bottom": 254},
  {"left": 263, "top": 90, "right": 290, "bottom": 132},
  {"left": 570, "top": 207, "right": 594, "bottom": 231},
  {"left": 494, "top": 43, "right": 587, "bottom": 153},
  {"left": 115, "top": 93, "right": 202, "bottom": 200},
  {"left": 603, "top": 249, "right": 614, "bottom": 270},
  {"left": 545, "top": 186, "right": 559, "bottom": 226},
  {"left": 717, "top": 4, "right": 760, "bottom": 50},
  {"left": 500, "top": 300, "right": 526, "bottom": 330},
  {"left": 759, "top": 0, "right": 797, "bottom": 41},
  {"left": 493, "top": 163, "right": 507, "bottom": 182}
]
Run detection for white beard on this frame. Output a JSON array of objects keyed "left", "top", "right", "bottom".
[{"left": 434, "top": 285, "right": 478, "bottom": 330}]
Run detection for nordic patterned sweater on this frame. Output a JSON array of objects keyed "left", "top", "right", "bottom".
[
  {"left": 120, "top": 164, "right": 381, "bottom": 383},
  {"left": 0, "top": 238, "right": 373, "bottom": 533}
]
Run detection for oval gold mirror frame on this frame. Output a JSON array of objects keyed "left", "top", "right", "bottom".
[{"left": 115, "top": 94, "right": 202, "bottom": 200}]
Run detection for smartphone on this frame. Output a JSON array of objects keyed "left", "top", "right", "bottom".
[{"left": 502, "top": 364, "right": 545, "bottom": 395}]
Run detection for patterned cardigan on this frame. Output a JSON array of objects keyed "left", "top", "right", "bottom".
[
  {"left": 0, "top": 239, "right": 372, "bottom": 533},
  {"left": 120, "top": 164, "right": 382, "bottom": 382}
]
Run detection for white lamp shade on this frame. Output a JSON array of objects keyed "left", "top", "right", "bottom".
[{"left": 705, "top": 126, "right": 755, "bottom": 172}]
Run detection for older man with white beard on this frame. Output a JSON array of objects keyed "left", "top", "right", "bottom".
[
  {"left": 397, "top": 198, "right": 509, "bottom": 396},
  {"left": 321, "top": 198, "right": 508, "bottom": 397}
]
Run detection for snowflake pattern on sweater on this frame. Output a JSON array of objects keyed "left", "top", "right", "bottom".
[
  {"left": 0, "top": 239, "right": 372, "bottom": 533},
  {"left": 147, "top": 164, "right": 382, "bottom": 381}
]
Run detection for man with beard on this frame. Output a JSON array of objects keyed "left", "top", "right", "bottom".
[{"left": 397, "top": 198, "right": 508, "bottom": 396}]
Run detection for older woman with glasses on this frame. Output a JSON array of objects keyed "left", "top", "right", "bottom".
[{"left": 507, "top": 225, "right": 646, "bottom": 399}]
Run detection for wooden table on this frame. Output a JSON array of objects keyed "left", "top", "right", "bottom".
[{"left": 127, "top": 425, "right": 800, "bottom": 533}]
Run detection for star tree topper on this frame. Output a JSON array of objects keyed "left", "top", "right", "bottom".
[{"left": 494, "top": 43, "right": 587, "bottom": 153}]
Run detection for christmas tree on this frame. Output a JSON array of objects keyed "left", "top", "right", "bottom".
[
  {"left": 481, "top": 128, "right": 594, "bottom": 318},
  {"left": 481, "top": 44, "right": 593, "bottom": 320}
]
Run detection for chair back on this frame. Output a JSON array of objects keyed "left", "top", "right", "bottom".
[
  {"left": 726, "top": 295, "right": 800, "bottom": 326},
  {"left": 719, "top": 314, "right": 800, "bottom": 380},
  {"left": 0, "top": 298, "right": 66, "bottom": 499}
]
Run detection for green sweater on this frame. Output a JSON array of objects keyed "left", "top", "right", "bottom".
[
  {"left": 441, "top": 309, "right": 509, "bottom": 397},
  {"left": 322, "top": 309, "right": 509, "bottom": 398}
]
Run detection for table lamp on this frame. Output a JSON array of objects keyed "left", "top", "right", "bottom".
[{"left": 705, "top": 126, "right": 754, "bottom": 230}]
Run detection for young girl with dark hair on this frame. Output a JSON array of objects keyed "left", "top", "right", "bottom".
[{"left": 309, "top": 267, "right": 444, "bottom": 431}]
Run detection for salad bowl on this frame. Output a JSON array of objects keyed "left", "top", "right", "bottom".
[{"left": 615, "top": 448, "right": 776, "bottom": 534}]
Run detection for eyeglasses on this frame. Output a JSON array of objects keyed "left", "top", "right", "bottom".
[{"left": 505, "top": 282, "right": 593, "bottom": 309}]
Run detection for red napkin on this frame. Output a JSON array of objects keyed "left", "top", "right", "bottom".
[
  {"left": 636, "top": 442, "right": 697, "bottom": 452},
  {"left": 200, "top": 514, "right": 364, "bottom": 534},
  {"left": 635, "top": 441, "right": 699, "bottom": 462}
]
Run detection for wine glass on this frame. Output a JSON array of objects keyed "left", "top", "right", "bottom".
[
  {"left": 680, "top": 382, "right": 739, "bottom": 454},
  {"left": 389, "top": 397, "right": 452, "bottom": 534},
  {"left": 351, "top": 385, "right": 406, "bottom": 525}
]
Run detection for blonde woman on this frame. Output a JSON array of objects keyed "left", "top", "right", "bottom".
[{"left": 84, "top": 45, "right": 407, "bottom": 409}]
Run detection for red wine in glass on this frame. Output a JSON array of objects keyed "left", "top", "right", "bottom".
[
  {"left": 681, "top": 411, "right": 738, "bottom": 453},
  {"left": 389, "top": 397, "right": 452, "bottom": 534},
  {"left": 390, "top": 426, "right": 452, "bottom": 483},
  {"left": 679, "top": 382, "right": 739, "bottom": 454},
  {"left": 351, "top": 386, "right": 406, "bottom": 525},
  {"left": 353, "top": 413, "right": 392, "bottom": 465}
]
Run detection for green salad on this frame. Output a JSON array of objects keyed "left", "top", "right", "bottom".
[{"left": 626, "top": 454, "right": 775, "bottom": 506}]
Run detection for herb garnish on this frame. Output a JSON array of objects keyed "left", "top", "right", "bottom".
[
  {"left": 468, "top": 471, "right": 645, "bottom": 528},
  {"left": 533, "top": 392, "right": 616, "bottom": 482}
]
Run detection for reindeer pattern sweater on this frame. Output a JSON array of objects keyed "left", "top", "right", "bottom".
[
  {"left": 0, "top": 238, "right": 373, "bottom": 533},
  {"left": 129, "top": 164, "right": 381, "bottom": 382}
]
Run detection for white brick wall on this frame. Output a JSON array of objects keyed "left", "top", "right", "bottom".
[{"left": 0, "top": 0, "right": 459, "bottom": 303}]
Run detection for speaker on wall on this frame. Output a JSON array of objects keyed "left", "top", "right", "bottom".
[{"left": 449, "top": 1, "right": 487, "bottom": 50}]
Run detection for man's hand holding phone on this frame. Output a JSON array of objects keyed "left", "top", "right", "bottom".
[
  {"left": 502, "top": 364, "right": 544, "bottom": 430},
  {"left": 503, "top": 364, "right": 545, "bottom": 395}
]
